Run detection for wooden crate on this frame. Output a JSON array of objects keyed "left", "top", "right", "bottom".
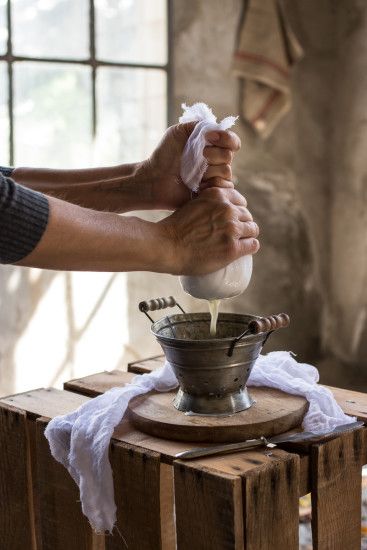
[{"left": 0, "top": 359, "right": 367, "bottom": 549}]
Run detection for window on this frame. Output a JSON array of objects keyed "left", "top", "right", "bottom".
[
  {"left": 0, "top": 0, "right": 171, "bottom": 167},
  {"left": 0, "top": 0, "right": 171, "bottom": 394}
]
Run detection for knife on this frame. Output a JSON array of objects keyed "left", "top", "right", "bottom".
[{"left": 174, "top": 420, "right": 364, "bottom": 460}]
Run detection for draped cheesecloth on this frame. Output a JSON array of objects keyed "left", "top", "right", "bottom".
[{"left": 45, "top": 352, "right": 355, "bottom": 532}]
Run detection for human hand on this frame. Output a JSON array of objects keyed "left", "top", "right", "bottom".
[
  {"left": 140, "top": 122, "right": 241, "bottom": 210},
  {"left": 157, "top": 187, "right": 259, "bottom": 275}
]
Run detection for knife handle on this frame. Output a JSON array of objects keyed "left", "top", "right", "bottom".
[{"left": 175, "top": 437, "right": 267, "bottom": 461}]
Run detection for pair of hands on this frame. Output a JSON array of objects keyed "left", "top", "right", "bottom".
[{"left": 139, "top": 122, "right": 260, "bottom": 275}]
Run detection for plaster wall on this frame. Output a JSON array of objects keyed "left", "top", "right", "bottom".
[{"left": 126, "top": 0, "right": 367, "bottom": 388}]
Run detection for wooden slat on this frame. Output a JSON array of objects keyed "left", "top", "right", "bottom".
[
  {"left": 35, "top": 417, "right": 104, "bottom": 550},
  {"left": 326, "top": 385, "right": 367, "bottom": 421},
  {"left": 1, "top": 387, "right": 88, "bottom": 418},
  {"left": 62, "top": 359, "right": 367, "bottom": 423},
  {"left": 128, "top": 355, "right": 165, "bottom": 374},
  {"left": 311, "top": 428, "right": 364, "bottom": 549},
  {"left": 106, "top": 442, "right": 166, "bottom": 550},
  {"left": 174, "top": 460, "right": 244, "bottom": 550},
  {"left": 159, "top": 463, "right": 176, "bottom": 550},
  {"left": 244, "top": 452, "right": 300, "bottom": 550},
  {"left": 64, "top": 371, "right": 135, "bottom": 397},
  {"left": 0, "top": 403, "right": 35, "bottom": 550}
]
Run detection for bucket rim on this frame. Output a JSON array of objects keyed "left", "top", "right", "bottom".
[{"left": 150, "top": 311, "right": 265, "bottom": 345}]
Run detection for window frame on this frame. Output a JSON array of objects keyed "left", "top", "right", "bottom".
[{"left": 0, "top": 0, "right": 173, "bottom": 165}]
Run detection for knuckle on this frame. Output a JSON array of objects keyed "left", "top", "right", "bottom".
[
  {"left": 223, "top": 149, "right": 233, "bottom": 164},
  {"left": 224, "top": 164, "right": 232, "bottom": 179},
  {"left": 245, "top": 221, "right": 258, "bottom": 234},
  {"left": 208, "top": 186, "right": 225, "bottom": 200}
]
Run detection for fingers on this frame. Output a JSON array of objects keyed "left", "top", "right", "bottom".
[
  {"left": 200, "top": 178, "right": 234, "bottom": 191},
  {"left": 206, "top": 130, "right": 241, "bottom": 151},
  {"left": 238, "top": 237, "right": 260, "bottom": 256},
  {"left": 201, "top": 186, "right": 247, "bottom": 207},
  {"left": 203, "top": 146, "right": 233, "bottom": 165},
  {"left": 240, "top": 220, "right": 259, "bottom": 238},
  {"left": 203, "top": 163, "right": 232, "bottom": 182}
]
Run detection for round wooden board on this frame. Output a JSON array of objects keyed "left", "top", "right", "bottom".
[{"left": 128, "top": 387, "right": 308, "bottom": 443}]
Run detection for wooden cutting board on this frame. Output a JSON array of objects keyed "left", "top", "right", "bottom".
[{"left": 128, "top": 387, "right": 308, "bottom": 443}]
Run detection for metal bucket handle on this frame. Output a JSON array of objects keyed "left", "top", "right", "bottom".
[
  {"left": 139, "top": 296, "right": 186, "bottom": 323},
  {"left": 227, "top": 313, "right": 290, "bottom": 357}
]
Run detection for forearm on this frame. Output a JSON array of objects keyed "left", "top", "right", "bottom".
[
  {"left": 16, "top": 195, "right": 172, "bottom": 272},
  {"left": 11, "top": 163, "right": 153, "bottom": 213}
]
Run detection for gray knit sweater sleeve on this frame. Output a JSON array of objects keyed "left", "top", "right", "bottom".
[{"left": 0, "top": 167, "right": 49, "bottom": 264}]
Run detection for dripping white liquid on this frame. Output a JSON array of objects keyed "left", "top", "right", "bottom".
[{"left": 208, "top": 299, "right": 220, "bottom": 337}]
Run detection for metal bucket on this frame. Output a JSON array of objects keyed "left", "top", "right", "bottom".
[{"left": 139, "top": 297, "right": 290, "bottom": 416}]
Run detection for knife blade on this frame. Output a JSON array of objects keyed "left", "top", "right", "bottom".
[{"left": 174, "top": 420, "right": 364, "bottom": 461}]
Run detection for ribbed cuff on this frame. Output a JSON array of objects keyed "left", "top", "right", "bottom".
[
  {"left": 0, "top": 174, "right": 49, "bottom": 264},
  {"left": 0, "top": 166, "right": 14, "bottom": 178}
]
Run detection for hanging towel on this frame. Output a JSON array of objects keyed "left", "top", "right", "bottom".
[
  {"left": 232, "top": 0, "right": 304, "bottom": 138},
  {"left": 45, "top": 352, "right": 355, "bottom": 533}
]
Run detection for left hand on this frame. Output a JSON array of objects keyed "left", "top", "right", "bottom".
[{"left": 139, "top": 122, "right": 241, "bottom": 210}]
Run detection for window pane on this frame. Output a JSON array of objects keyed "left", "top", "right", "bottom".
[
  {"left": 14, "top": 62, "right": 92, "bottom": 167},
  {"left": 0, "top": 0, "right": 7, "bottom": 55},
  {"left": 12, "top": 0, "right": 89, "bottom": 59},
  {"left": 94, "top": 67, "right": 166, "bottom": 165},
  {"left": 0, "top": 62, "right": 9, "bottom": 164},
  {"left": 96, "top": 0, "right": 167, "bottom": 65}
]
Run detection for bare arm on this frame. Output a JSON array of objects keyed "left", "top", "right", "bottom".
[
  {"left": 15, "top": 188, "right": 259, "bottom": 274},
  {"left": 11, "top": 123, "right": 242, "bottom": 213},
  {"left": 12, "top": 163, "right": 152, "bottom": 214}
]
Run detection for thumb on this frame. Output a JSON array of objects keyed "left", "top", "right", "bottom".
[{"left": 237, "top": 238, "right": 260, "bottom": 258}]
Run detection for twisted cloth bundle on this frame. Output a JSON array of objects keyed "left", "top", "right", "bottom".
[{"left": 45, "top": 351, "right": 355, "bottom": 533}]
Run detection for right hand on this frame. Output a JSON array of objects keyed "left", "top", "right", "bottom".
[{"left": 158, "top": 187, "right": 260, "bottom": 276}]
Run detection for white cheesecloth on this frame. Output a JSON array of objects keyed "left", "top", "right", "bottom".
[
  {"left": 178, "top": 103, "right": 253, "bottom": 300},
  {"left": 45, "top": 352, "right": 355, "bottom": 533}
]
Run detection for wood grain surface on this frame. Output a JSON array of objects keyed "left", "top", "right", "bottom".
[
  {"left": 0, "top": 403, "right": 35, "bottom": 550},
  {"left": 35, "top": 417, "right": 104, "bottom": 550},
  {"left": 174, "top": 461, "right": 244, "bottom": 550},
  {"left": 311, "top": 428, "right": 364, "bottom": 550},
  {"left": 128, "top": 387, "right": 308, "bottom": 442}
]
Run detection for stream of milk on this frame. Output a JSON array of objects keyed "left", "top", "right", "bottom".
[{"left": 208, "top": 299, "right": 220, "bottom": 337}]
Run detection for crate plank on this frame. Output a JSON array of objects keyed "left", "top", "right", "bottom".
[
  {"left": 35, "top": 417, "right": 104, "bottom": 550},
  {"left": 106, "top": 442, "right": 168, "bottom": 550},
  {"left": 311, "top": 428, "right": 364, "bottom": 549},
  {"left": 1, "top": 387, "right": 88, "bottom": 418},
  {"left": 0, "top": 403, "right": 35, "bottom": 550},
  {"left": 174, "top": 461, "right": 244, "bottom": 550},
  {"left": 64, "top": 371, "right": 135, "bottom": 397},
  {"left": 128, "top": 355, "right": 165, "bottom": 374},
  {"left": 244, "top": 453, "right": 300, "bottom": 550}
]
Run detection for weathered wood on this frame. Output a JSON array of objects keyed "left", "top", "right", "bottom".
[
  {"left": 1, "top": 387, "right": 88, "bottom": 418},
  {"left": 128, "top": 355, "right": 165, "bottom": 374},
  {"left": 0, "top": 403, "right": 35, "bottom": 550},
  {"left": 129, "top": 387, "right": 308, "bottom": 443},
  {"left": 159, "top": 463, "right": 176, "bottom": 550},
  {"left": 326, "top": 385, "right": 367, "bottom": 421},
  {"left": 126, "top": 356, "right": 367, "bottom": 423},
  {"left": 35, "top": 417, "right": 104, "bottom": 550},
  {"left": 174, "top": 460, "right": 244, "bottom": 550},
  {"left": 106, "top": 442, "right": 165, "bottom": 550},
  {"left": 64, "top": 370, "right": 135, "bottom": 397},
  {"left": 311, "top": 428, "right": 364, "bottom": 550},
  {"left": 244, "top": 452, "right": 300, "bottom": 550}
]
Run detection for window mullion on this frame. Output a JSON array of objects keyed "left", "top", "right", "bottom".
[
  {"left": 89, "top": 0, "right": 97, "bottom": 137},
  {"left": 6, "top": 0, "right": 14, "bottom": 165}
]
